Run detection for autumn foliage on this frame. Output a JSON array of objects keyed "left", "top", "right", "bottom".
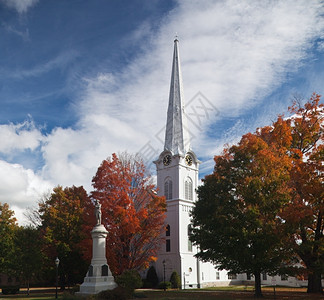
[
  {"left": 279, "top": 94, "right": 323, "bottom": 293},
  {"left": 191, "top": 94, "right": 323, "bottom": 296},
  {"left": 258, "top": 94, "right": 323, "bottom": 292},
  {"left": 91, "top": 153, "right": 166, "bottom": 275},
  {"left": 39, "top": 185, "right": 92, "bottom": 285},
  {"left": 191, "top": 131, "right": 293, "bottom": 297}
]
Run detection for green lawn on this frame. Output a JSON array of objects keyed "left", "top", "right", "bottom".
[{"left": 1, "top": 286, "right": 323, "bottom": 300}]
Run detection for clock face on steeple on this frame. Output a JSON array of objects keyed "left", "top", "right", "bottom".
[
  {"left": 185, "top": 154, "right": 193, "bottom": 166},
  {"left": 163, "top": 154, "right": 172, "bottom": 166}
]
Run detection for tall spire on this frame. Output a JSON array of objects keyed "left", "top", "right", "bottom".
[{"left": 164, "top": 38, "right": 190, "bottom": 155}]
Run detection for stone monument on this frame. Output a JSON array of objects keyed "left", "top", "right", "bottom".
[{"left": 77, "top": 200, "right": 117, "bottom": 295}]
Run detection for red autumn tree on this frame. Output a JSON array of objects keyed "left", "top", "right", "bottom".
[
  {"left": 91, "top": 152, "right": 166, "bottom": 275},
  {"left": 275, "top": 94, "right": 323, "bottom": 293}
]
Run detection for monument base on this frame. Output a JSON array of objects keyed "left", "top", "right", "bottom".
[
  {"left": 77, "top": 275, "right": 117, "bottom": 296},
  {"left": 77, "top": 223, "right": 117, "bottom": 296}
]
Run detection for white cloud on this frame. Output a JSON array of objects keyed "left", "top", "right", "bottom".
[
  {"left": 3, "top": 24, "right": 30, "bottom": 41},
  {"left": 75, "top": 0, "right": 324, "bottom": 159},
  {"left": 2, "top": 0, "right": 324, "bottom": 223},
  {"left": 1, "top": 0, "right": 38, "bottom": 14},
  {"left": 0, "top": 160, "right": 52, "bottom": 223},
  {"left": 0, "top": 119, "right": 43, "bottom": 154},
  {"left": 9, "top": 50, "right": 79, "bottom": 79}
]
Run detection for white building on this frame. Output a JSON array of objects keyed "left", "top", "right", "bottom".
[
  {"left": 151, "top": 38, "right": 309, "bottom": 289},
  {"left": 153, "top": 38, "right": 231, "bottom": 288}
]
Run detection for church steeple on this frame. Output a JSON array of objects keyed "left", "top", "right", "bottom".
[{"left": 164, "top": 38, "right": 190, "bottom": 155}]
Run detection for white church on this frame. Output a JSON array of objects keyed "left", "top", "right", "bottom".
[{"left": 151, "top": 38, "right": 308, "bottom": 289}]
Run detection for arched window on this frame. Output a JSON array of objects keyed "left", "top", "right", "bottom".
[
  {"left": 185, "top": 177, "right": 193, "bottom": 200},
  {"left": 166, "top": 224, "right": 170, "bottom": 236},
  {"left": 164, "top": 178, "right": 172, "bottom": 200}
]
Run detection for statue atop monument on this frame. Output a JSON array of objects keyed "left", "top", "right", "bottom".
[
  {"left": 94, "top": 200, "right": 102, "bottom": 226},
  {"left": 78, "top": 198, "right": 117, "bottom": 295}
]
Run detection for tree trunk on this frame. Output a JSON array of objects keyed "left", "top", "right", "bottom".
[
  {"left": 254, "top": 271, "right": 263, "bottom": 298},
  {"left": 307, "top": 272, "right": 323, "bottom": 293}
]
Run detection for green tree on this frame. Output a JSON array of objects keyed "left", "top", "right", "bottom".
[
  {"left": 39, "top": 185, "right": 92, "bottom": 287},
  {"left": 13, "top": 226, "right": 43, "bottom": 295},
  {"left": 190, "top": 133, "right": 292, "bottom": 298},
  {"left": 0, "top": 202, "right": 18, "bottom": 275}
]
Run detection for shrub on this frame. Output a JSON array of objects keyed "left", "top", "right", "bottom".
[
  {"left": 62, "top": 292, "right": 82, "bottom": 300},
  {"left": 115, "top": 269, "right": 142, "bottom": 297},
  {"left": 71, "top": 284, "right": 80, "bottom": 294},
  {"left": 1, "top": 286, "right": 20, "bottom": 295},
  {"left": 145, "top": 266, "right": 158, "bottom": 288},
  {"left": 142, "top": 279, "right": 152, "bottom": 288},
  {"left": 158, "top": 281, "right": 171, "bottom": 290},
  {"left": 169, "top": 271, "right": 181, "bottom": 289},
  {"left": 97, "top": 286, "right": 128, "bottom": 300}
]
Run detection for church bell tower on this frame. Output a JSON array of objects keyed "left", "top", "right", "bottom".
[{"left": 154, "top": 38, "right": 201, "bottom": 288}]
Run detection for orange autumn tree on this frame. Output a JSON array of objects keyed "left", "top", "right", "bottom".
[
  {"left": 191, "top": 132, "right": 293, "bottom": 298},
  {"left": 39, "top": 185, "right": 91, "bottom": 285},
  {"left": 270, "top": 94, "right": 323, "bottom": 293},
  {"left": 91, "top": 152, "right": 166, "bottom": 275}
]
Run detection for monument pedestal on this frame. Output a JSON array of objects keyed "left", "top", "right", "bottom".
[{"left": 77, "top": 224, "right": 117, "bottom": 296}]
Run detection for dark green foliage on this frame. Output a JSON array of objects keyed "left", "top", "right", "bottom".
[
  {"left": 0, "top": 203, "right": 18, "bottom": 274},
  {"left": 115, "top": 269, "right": 142, "bottom": 297},
  {"left": 1, "top": 286, "right": 20, "bottom": 295},
  {"left": 13, "top": 226, "right": 44, "bottom": 290},
  {"left": 158, "top": 281, "right": 171, "bottom": 290},
  {"left": 145, "top": 266, "right": 158, "bottom": 288},
  {"left": 97, "top": 286, "right": 128, "bottom": 300},
  {"left": 169, "top": 271, "right": 181, "bottom": 289}
]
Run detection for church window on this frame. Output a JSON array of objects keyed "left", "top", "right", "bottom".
[
  {"left": 164, "top": 179, "right": 172, "bottom": 200},
  {"left": 216, "top": 272, "right": 220, "bottom": 280},
  {"left": 184, "top": 177, "right": 193, "bottom": 200},
  {"left": 262, "top": 272, "right": 267, "bottom": 281},
  {"left": 281, "top": 274, "right": 288, "bottom": 281},
  {"left": 166, "top": 224, "right": 170, "bottom": 236},
  {"left": 166, "top": 239, "right": 171, "bottom": 252},
  {"left": 228, "top": 273, "right": 237, "bottom": 280},
  {"left": 188, "top": 225, "right": 193, "bottom": 252}
]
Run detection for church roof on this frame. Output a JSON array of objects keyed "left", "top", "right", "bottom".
[{"left": 164, "top": 38, "right": 191, "bottom": 155}]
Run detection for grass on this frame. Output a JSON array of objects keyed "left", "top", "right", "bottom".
[{"left": 1, "top": 286, "right": 323, "bottom": 300}]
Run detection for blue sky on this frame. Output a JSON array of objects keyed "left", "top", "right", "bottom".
[{"left": 1, "top": 0, "right": 324, "bottom": 223}]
